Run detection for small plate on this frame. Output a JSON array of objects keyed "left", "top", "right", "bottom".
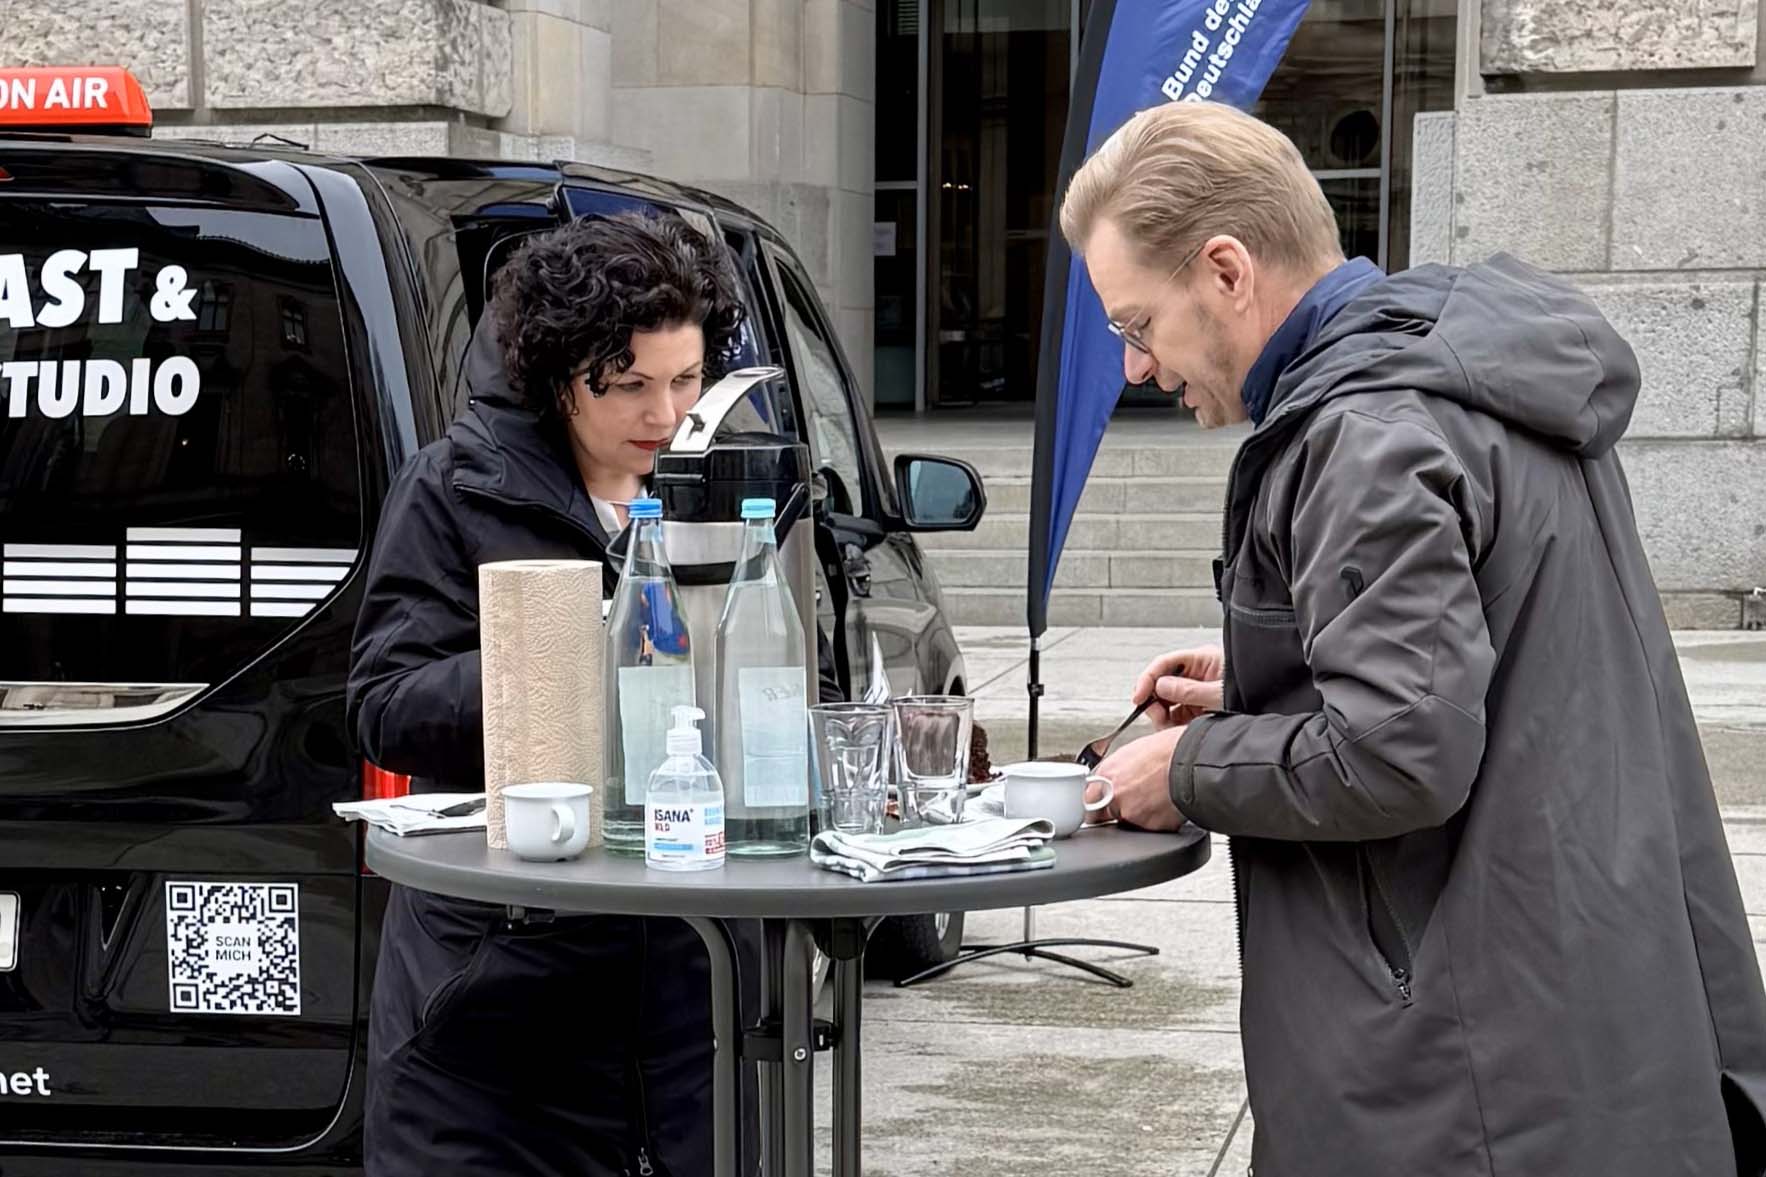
[{"left": 965, "top": 769, "right": 1006, "bottom": 796}]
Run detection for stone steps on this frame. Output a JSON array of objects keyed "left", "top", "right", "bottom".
[
  {"left": 919, "top": 443, "right": 1240, "bottom": 481},
  {"left": 928, "top": 548, "right": 1218, "bottom": 590},
  {"left": 920, "top": 511, "right": 1225, "bottom": 553},
  {"left": 977, "top": 474, "right": 1227, "bottom": 515},
  {"left": 884, "top": 433, "right": 1240, "bottom": 628},
  {"left": 940, "top": 586, "right": 1225, "bottom": 627}
]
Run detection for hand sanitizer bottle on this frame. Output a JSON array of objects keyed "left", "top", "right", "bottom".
[{"left": 645, "top": 705, "right": 726, "bottom": 872}]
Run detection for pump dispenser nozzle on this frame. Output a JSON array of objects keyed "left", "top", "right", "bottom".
[{"left": 667, "top": 705, "right": 706, "bottom": 757}]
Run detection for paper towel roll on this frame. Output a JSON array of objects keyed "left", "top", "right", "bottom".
[{"left": 479, "top": 559, "right": 604, "bottom": 850}]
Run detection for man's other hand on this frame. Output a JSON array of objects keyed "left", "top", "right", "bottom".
[{"left": 1088, "top": 727, "right": 1188, "bottom": 832}]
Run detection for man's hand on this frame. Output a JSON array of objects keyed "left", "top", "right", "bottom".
[
  {"left": 1133, "top": 645, "right": 1225, "bottom": 730},
  {"left": 1086, "top": 726, "right": 1188, "bottom": 832}
]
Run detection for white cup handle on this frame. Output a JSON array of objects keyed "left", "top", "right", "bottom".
[
  {"left": 551, "top": 802, "right": 577, "bottom": 844},
  {"left": 1083, "top": 775, "right": 1115, "bottom": 813}
]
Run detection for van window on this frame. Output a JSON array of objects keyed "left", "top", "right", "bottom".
[
  {"left": 717, "top": 226, "right": 798, "bottom": 439},
  {"left": 766, "top": 248, "right": 866, "bottom": 515},
  {"left": 0, "top": 202, "right": 360, "bottom": 692}
]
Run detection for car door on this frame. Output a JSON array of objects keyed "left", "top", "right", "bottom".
[
  {"left": 758, "top": 243, "right": 953, "bottom": 697},
  {"left": 0, "top": 154, "right": 369, "bottom": 1151}
]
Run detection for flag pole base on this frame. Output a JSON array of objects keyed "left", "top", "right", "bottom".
[{"left": 893, "top": 937, "right": 1160, "bottom": 989}]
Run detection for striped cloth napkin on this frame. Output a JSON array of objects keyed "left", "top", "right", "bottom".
[{"left": 810, "top": 816, "right": 1057, "bottom": 883}]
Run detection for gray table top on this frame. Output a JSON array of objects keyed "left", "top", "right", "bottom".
[{"left": 365, "top": 824, "right": 1211, "bottom": 919}]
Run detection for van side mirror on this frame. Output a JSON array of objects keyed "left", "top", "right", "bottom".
[{"left": 893, "top": 455, "right": 985, "bottom": 532}]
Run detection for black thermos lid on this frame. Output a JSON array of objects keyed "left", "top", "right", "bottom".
[{"left": 652, "top": 431, "right": 813, "bottom": 523}]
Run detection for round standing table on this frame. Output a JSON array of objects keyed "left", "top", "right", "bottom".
[{"left": 367, "top": 824, "right": 1211, "bottom": 1177}]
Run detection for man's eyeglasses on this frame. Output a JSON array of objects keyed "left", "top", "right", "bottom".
[{"left": 1105, "top": 243, "right": 1205, "bottom": 356}]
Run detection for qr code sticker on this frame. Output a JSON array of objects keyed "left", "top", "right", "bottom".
[{"left": 166, "top": 882, "right": 301, "bottom": 1016}]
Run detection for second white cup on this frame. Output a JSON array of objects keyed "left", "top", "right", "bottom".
[
  {"left": 503, "top": 782, "right": 592, "bottom": 861},
  {"left": 1001, "top": 762, "right": 1114, "bottom": 838}
]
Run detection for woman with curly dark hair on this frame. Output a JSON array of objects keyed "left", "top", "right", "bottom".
[
  {"left": 485, "top": 211, "right": 748, "bottom": 528},
  {"left": 346, "top": 211, "right": 782, "bottom": 1177}
]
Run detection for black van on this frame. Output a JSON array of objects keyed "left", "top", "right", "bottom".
[{"left": 0, "top": 75, "right": 984, "bottom": 1173}]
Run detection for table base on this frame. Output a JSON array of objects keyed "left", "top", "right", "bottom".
[{"left": 684, "top": 915, "right": 872, "bottom": 1177}]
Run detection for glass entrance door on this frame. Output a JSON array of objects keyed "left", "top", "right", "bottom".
[
  {"left": 875, "top": 0, "right": 1456, "bottom": 415},
  {"left": 1252, "top": 0, "right": 1457, "bottom": 270},
  {"left": 929, "top": 0, "right": 1072, "bottom": 408}
]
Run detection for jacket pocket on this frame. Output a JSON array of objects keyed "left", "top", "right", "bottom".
[
  {"left": 1359, "top": 845, "right": 1415, "bottom": 1006},
  {"left": 1228, "top": 837, "right": 1252, "bottom": 968},
  {"left": 414, "top": 926, "right": 495, "bottom": 1036},
  {"left": 1226, "top": 599, "right": 1297, "bottom": 628},
  {"left": 1223, "top": 594, "right": 1316, "bottom": 715}
]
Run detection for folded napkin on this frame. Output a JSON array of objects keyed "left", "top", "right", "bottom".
[
  {"left": 969, "top": 783, "right": 1006, "bottom": 818},
  {"left": 811, "top": 816, "right": 1057, "bottom": 883},
  {"left": 333, "top": 792, "right": 487, "bottom": 837}
]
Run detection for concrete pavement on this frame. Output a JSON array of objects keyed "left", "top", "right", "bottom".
[{"left": 810, "top": 628, "right": 1766, "bottom": 1175}]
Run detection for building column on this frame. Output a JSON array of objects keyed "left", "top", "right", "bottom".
[
  {"left": 611, "top": 0, "right": 878, "bottom": 405},
  {"left": 1413, "top": 0, "right": 1766, "bottom": 626},
  {"left": 495, "top": 0, "right": 648, "bottom": 169}
]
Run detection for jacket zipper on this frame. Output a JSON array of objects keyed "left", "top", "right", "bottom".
[
  {"left": 1212, "top": 399, "right": 1337, "bottom": 972},
  {"left": 1362, "top": 849, "right": 1416, "bottom": 1006},
  {"left": 1227, "top": 844, "right": 1247, "bottom": 968},
  {"left": 1218, "top": 443, "right": 1247, "bottom": 969},
  {"left": 633, "top": 921, "right": 659, "bottom": 1175}
]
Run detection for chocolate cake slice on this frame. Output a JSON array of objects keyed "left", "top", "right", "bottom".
[{"left": 967, "top": 722, "right": 994, "bottom": 783}]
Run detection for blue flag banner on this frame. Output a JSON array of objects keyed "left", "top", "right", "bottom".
[{"left": 1027, "top": 0, "right": 1311, "bottom": 639}]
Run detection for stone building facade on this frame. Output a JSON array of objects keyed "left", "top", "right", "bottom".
[
  {"left": 1, "top": 0, "right": 877, "bottom": 402},
  {"left": 7, "top": 0, "right": 1764, "bottom": 622},
  {"left": 1412, "top": 0, "right": 1766, "bottom": 626}
]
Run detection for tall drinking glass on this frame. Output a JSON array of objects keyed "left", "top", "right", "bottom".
[
  {"left": 810, "top": 703, "right": 892, "bottom": 835},
  {"left": 890, "top": 695, "right": 973, "bottom": 827}
]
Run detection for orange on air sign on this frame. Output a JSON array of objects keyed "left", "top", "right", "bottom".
[{"left": 0, "top": 67, "right": 152, "bottom": 130}]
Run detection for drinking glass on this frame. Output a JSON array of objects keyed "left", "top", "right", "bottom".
[
  {"left": 890, "top": 695, "right": 973, "bottom": 827},
  {"left": 810, "top": 703, "right": 893, "bottom": 835}
]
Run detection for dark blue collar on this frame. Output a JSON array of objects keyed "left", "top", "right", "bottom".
[{"left": 1240, "top": 257, "right": 1385, "bottom": 425}]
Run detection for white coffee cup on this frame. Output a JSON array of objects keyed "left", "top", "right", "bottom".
[
  {"left": 502, "top": 783, "right": 592, "bottom": 861},
  {"left": 1001, "top": 762, "right": 1114, "bottom": 839}
]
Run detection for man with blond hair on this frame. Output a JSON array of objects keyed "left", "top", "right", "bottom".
[{"left": 1070, "top": 100, "right": 1766, "bottom": 1175}]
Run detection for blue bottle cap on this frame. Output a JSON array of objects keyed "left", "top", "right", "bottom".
[
  {"left": 740, "top": 497, "right": 776, "bottom": 520},
  {"left": 628, "top": 497, "right": 662, "bottom": 519}
]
